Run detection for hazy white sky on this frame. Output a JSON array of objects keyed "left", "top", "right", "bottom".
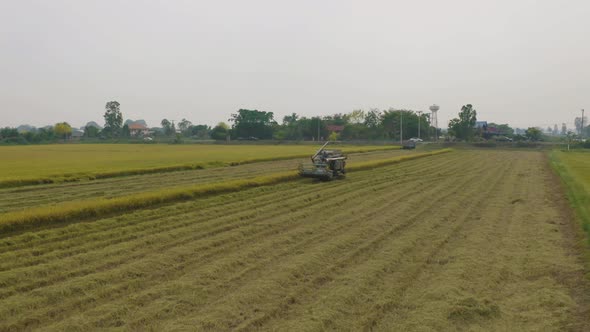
[{"left": 1, "top": 0, "right": 588, "bottom": 129}]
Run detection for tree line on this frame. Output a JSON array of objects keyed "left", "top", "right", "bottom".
[
  {"left": 1, "top": 101, "right": 438, "bottom": 144},
  {"left": 3, "top": 101, "right": 587, "bottom": 145},
  {"left": 215, "top": 108, "right": 437, "bottom": 141}
]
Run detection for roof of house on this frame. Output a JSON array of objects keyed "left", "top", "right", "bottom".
[
  {"left": 71, "top": 130, "right": 84, "bottom": 137},
  {"left": 487, "top": 127, "right": 500, "bottom": 134},
  {"left": 128, "top": 123, "right": 148, "bottom": 130}
]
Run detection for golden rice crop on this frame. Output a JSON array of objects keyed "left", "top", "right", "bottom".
[
  {"left": 0, "top": 144, "right": 399, "bottom": 188},
  {"left": 0, "top": 172, "right": 298, "bottom": 233}
]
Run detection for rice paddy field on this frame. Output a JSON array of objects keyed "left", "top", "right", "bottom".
[
  {"left": 0, "top": 144, "right": 397, "bottom": 186},
  {"left": 1, "top": 145, "right": 589, "bottom": 331}
]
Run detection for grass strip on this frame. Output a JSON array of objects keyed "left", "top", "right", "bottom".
[
  {"left": 0, "top": 146, "right": 400, "bottom": 189},
  {"left": 549, "top": 151, "right": 590, "bottom": 246},
  {"left": 0, "top": 149, "right": 450, "bottom": 233}
]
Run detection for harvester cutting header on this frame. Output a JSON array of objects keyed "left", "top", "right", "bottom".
[{"left": 299, "top": 141, "right": 347, "bottom": 181}]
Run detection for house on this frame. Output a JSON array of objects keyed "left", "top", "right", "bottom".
[
  {"left": 475, "top": 121, "right": 510, "bottom": 139},
  {"left": 475, "top": 121, "right": 488, "bottom": 130},
  {"left": 71, "top": 129, "right": 84, "bottom": 140},
  {"left": 128, "top": 123, "right": 150, "bottom": 136}
]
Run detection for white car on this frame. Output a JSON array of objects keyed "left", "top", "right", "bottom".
[{"left": 409, "top": 138, "right": 423, "bottom": 142}]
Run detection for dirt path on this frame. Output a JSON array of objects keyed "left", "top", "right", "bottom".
[{"left": 0, "top": 150, "right": 588, "bottom": 331}]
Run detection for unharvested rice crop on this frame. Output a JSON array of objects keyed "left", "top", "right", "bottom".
[
  {"left": 0, "top": 144, "right": 398, "bottom": 187},
  {"left": 0, "top": 149, "right": 413, "bottom": 215}
]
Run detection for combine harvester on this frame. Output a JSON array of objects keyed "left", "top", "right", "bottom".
[{"left": 299, "top": 141, "right": 347, "bottom": 181}]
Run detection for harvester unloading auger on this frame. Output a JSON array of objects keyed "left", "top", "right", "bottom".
[{"left": 299, "top": 141, "right": 347, "bottom": 181}]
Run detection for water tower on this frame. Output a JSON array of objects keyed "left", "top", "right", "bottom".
[{"left": 429, "top": 104, "right": 440, "bottom": 140}]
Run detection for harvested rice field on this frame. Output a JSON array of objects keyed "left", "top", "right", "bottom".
[{"left": 0, "top": 148, "right": 589, "bottom": 331}]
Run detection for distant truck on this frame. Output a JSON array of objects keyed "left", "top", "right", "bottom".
[{"left": 402, "top": 140, "right": 416, "bottom": 149}]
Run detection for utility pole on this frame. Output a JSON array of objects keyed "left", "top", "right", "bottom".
[
  {"left": 416, "top": 111, "right": 422, "bottom": 139},
  {"left": 317, "top": 117, "right": 320, "bottom": 142}
]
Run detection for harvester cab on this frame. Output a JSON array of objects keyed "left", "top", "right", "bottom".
[{"left": 299, "top": 141, "right": 347, "bottom": 181}]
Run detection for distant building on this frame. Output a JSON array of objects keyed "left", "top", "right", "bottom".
[
  {"left": 128, "top": 123, "right": 150, "bottom": 136},
  {"left": 475, "top": 121, "right": 489, "bottom": 137},
  {"left": 475, "top": 121, "right": 509, "bottom": 138},
  {"left": 71, "top": 129, "right": 84, "bottom": 140},
  {"left": 475, "top": 121, "right": 488, "bottom": 130}
]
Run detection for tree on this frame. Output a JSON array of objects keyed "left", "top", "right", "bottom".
[
  {"left": 84, "top": 125, "right": 100, "bottom": 138},
  {"left": 376, "top": 109, "right": 416, "bottom": 141},
  {"left": 513, "top": 134, "right": 527, "bottom": 141},
  {"left": 273, "top": 128, "right": 287, "bottom": 141},
  {"left": 328, "top": 131, "right": 339, "bottom": 141},
  {"left": 322, "top": 113, "right": 349, "bottom": 126},
  {"left": 282, "top": 113, "right": 299, "bottom": 126},
  {"left": 348, "top": 110, "right": 365, "bottom": 124},
  {"left": 0, "top": 127, "right": 19, "bottom": 139},
  {"left": 103, "top": 101, "right": 123, "bottom": 137},
  {"left": 36, "top": 127, "right": 55, "bottom": 141},
  {"left": 121, "top": 124, "right": 130, "bottom": 137},
  {"left": 448, "top": 104, "right": 477, "bottom": 141},
  {"left": 178, "top": 118, "right": 192, "bottom": 135},
  {"left": 54, "top": 122, "right": 72, "bottom": 141},
  {"left": 488, "top": 123, "right": 514, "bottom": 137},
  {"left": 229, "top": 109, "right": 276, "bottom": 139},
  {"left": 310, "top": 117, "right": 328, "bottom": 141},
  {"left": 161, "top": 119, "right": 176, "bottom": 136},
  {"left": 364, "top": 109, "right": 381, "bottom": 129},
  {"left": 281, "top": 113, "right": 307, "bottom": 140},
  {"left": 210, "top": 122, "right": 229, "bottom": 141},
  {"left": 341, "top": 123, "right": 369, "bottom": 140},
  {"left": 189, "top": 125, "right": 210, "bottom": 139},
  {"left": 564, "top": 131, "right": 576, "bottom": 151},
  {"left": 525, "top": 127, "right": 543, "bottom": 141},
  {"left": 381, "top": 110, "right": 401, "bottom": 140}
]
